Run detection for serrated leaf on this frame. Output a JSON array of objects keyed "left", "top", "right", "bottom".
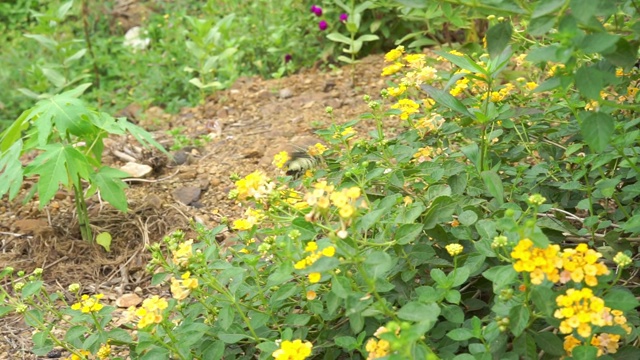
[
  {"left": 575, "top": 66, "right": 613, "bottom": 99},
  {"left": 41, "top": 67, "right": 66, "bottom": 88},
  {"left": 0, "top": 140, "right": 25, "bottom": 200},
  {"left": 509, "top": 304, "right": 530, "bottom": 337},
  {"left": 24, "top": 144, "right": 73, "bottom": 207},
  {"left": 604, "top": 287, "right": 639, "bottom": 312},
  {"left": 116, "top": 118, "right": 169, "bottom": 156},
  {"left": 580, "top": 111, "right": 614, "bottom": 152},
  {"left": 90, "top": 166, "right": 130, "bottom": 212}
]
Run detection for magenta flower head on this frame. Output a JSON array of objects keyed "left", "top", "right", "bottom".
[
  {"left": 340, "top": 13, "right": 348, "bottom": 22},
  {"left": 284, "top": 54, "right": 292, "bottom": 63},
  {"left": 310, "top": 5, "right": 323, "bottom": 17},
  {"left": 318, "top": 20, "right": 328, "bottom": 31}
]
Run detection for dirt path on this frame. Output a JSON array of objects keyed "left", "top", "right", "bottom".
[{"left": 0, "top": 53, "right": 394, "bottom": 357}]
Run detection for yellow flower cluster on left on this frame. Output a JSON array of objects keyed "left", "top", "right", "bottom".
[
  {"left": 172, "top": 239, "right": 194, "bottom": 267},
  {"left": 131, "top": 295, "right": 168, "bottom": 329},
  {"left": 234, "top": 171, "right": 273, "bottom": 201},
  {"left": 511, "top": 238, "right": 561, "bottom": 284},
  {"left": 391, "top": 99, "right": 420, "bottom": 120},
  {"left": 365, "top": 326, "right": 391, "bottom": 360},
  {"left": 71, "top": 294, "right": 104, "bottom": 314},
  {"left": 232, "top": 207, "right": 266, "bottom": 231},
  {"left": 272, "top": 339, "right": 313, "bottom": 360},
  {"left": 294, "top": 241, "right": 336, "bottom": 283},
  {"left": 273, "top": 151, "right": 290, "bottom": 169}
]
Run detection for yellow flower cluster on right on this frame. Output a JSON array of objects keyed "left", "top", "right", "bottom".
[
  {"left": 233, "top": 171, "right": 274, "bottom": 201},
  {"left": 272, "top": 339, "right": 313, "bottom": 360},
  {"left": 554, "top": 288, "right": 631, "bottom": 341}
]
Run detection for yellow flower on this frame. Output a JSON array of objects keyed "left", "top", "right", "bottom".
[
  {"left": 272, "top": 339, "right": 313, "bottom": 360},
  {"left": 232, "top": 219, "right": 253, "bottom": 231},
  {"left": 305, "top": 241, "right": 318, "bottom": 252},
  {"left": 591, "top": 333, "right": 621, "bottom": 356},
  {"left": 235, "top": 171, "right": 271, "bottom": 200},
  {"left": 322, "top": 246, "right": 336, "bottom": 257},
  {"left": 446, "top": 244, "right": 464, "bottom": 256},
  {"left": 525, "top": 81, "right": 537, "bottom": 91},
  {"left": 97, "top": 343, "right": 111, "bottom": 359},
  {"left": 172, "top": 239, "right": 194, "bottom": 267},
  {"left": 366, "top": 338, "right": 390, "bottom": 359},
  {"left": 381, "top": 62, "right": 404, "bottom": 76},
  {"left": 613, "top": 252, "right": 632, "bottom": 267},
  {"left": 384, "top": 46, "right": 405, "bottom": 62},
  {"left": 273, "top": 151, "right": 290, "bottom": 169},
  {"left": 448, "top": 49, "right": 464, "bottom": 57},
  {"left": 511, "top": 238, "right": 561, "bottom": 284},
  {"left": 339, "top": 204, "right": 355, "bottom": 218},
  {"left": 308, "top": 272, "right": 321, "bottom": 283},
  {"left": 308, "top": 143, "right": 327, "bottom": 156},
  {"left": 391, "top": 99, "right": 420, "bottom": 120},
  {"left": 134, "top": 295, "right": 168, "bottom": 328},
  {"left": 306, "top": 290, "right": 317, "bottom": 300},
  {"left": 68, "top": 350, "right": 91, "bottom": 360},
  {"left": 71, "top": 294, "right": 104, "bottom": 314},
  {"left": 386, "top": 85, "right": 407, "bottom": 97},
  {"left": 404, "top": 53, "right": 425, "bottom": 68}
]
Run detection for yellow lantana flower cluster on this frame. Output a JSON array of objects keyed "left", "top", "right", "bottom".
[
  {"left": 71, "top": 293, "right": 104, "bottom": 314},
  {"left": 272, "top": 339, "right": 313, "bottom": 360},
  {"left": 511, "top": 238, "right": 562, "bottom": 284},
  {"left": 273, "top": 151, "right": 290, "bottom": 169},
  {"left": 170, "top": 271, "right": 199, "bottom": 300},
  {"left": 232, "top": 207, "right": 266, "bottom": 231},
  {"left": 480, "top": 83, "right": 515, "bottom": 102},
  {"left": 234, "top": 171, "right": 274, "bottom": 201},
  {"left": 446, "top": 243, "right": 464, "bottom": 256},
  {"left": 391, "top": 98, "right": 420, "bottom": 120},
  {"left": 365, "top": 326, "right": 391, "bottom": 360},
  {"left": 294, "top": 241, "right": 336, "bottom": 283},
  {"left": 172, "top": 239, "right": 194, "bottom": 267},
  {"left": 131, "top": 295, "right": 168, "bottom": 329},
  {"left": 554, "top": 288, "right": 630, "bottom": 339},
  {"left": 558, "top": 243, "right": 609, "bottom": 286},
  {"left": 511, "top": 239, "right": 611, "bottom": 287},
  {"left": 565, "top": 330, "right": 626, "bottom": 356}
]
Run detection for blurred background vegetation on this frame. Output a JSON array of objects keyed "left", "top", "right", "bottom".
[{"left": 0, "top": 0, "right": 464, "bottom": 131}]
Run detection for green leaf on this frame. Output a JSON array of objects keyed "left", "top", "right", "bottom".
[
  {"left": 116, "top": 117, "right": 169, "bottom": 156},
  {"left": 326, "top": 32, "right": 352, "bottom": 45},
  {"left": 23, "top": 34, "right": 58, "bottom": 51},
  {"left": 335, "top": 336, "right": 357, "bottom": 350},
  {"left": 363, "top": 251, "right": 395, "bottom": 278},
  {"left": 218, "top": 333, "right": 248, "bottom": 344},
  {"left": 447, "top": 328, "right": 474, "bottom": 341},
  {"left": 532, "top": 0, "right": 565, "bottom": 18},
  {"left": 533, "top": 332, "right": 565, "bottom": 357},
  {"left": 434, "top": 51, "right": 488, "bottom": 75},
  {"left": 530, "top": 286, "right": 555, "bottom": 317},
  {"left": 509, "top": 304, "right": 530, "bottom": 337},
  {"left": 482, "top": 265, "right": 517, "bottom": 292},
  {"left": 96, "top": 232, "right": 112, "bottom": 252},
  {"left": 575, "top": 66, "right": 614, "bottom": 100},
  {"left": 90, "top": 166, "right": 130, "bottom": 212},
  {"left": 571, "top": 345, "right": 598, "bottom": 360},
  {"left": 486, "top": 22, "right": 513, "bottom": 59},
  {"left": 65, "top": 325, "right": 89, "bottom": 343},
  {"left": 397, "top": 301, "right": 440, "bottom": 322},
  {"left": 41, "top": 67, "right": 66, "bottom": 88},
  {"left": 395, "top": 223, "right": 424, "bottom": 244},
  {"left": 580, "top": 111, "right": 614, "bottom": 152},
  {"left": 602, "top": 38, "right": 639, "bottom": 68},
  {"left": 430, "top": 268, "right": 449, "bottom": 287},
  {"left": 481, "top": 170, "right": 504, "bottom": 205},
  {"left": 0, "top": 140, "right": 25, "bottom": 200},
  {"left": 357, "top": 34, "right": 379, "bottom": 42},
  {"left": 421, "top": 196, "right": 456, "bottom": 230},
  {"left": 458, "top": 210, "right": 478, "bottom": 226},
  {"left": 580, "top": 33, "right": 619, "bottom": 54},
  {"left": 603, "top": 287, "right": 639, "bottom": 312}
]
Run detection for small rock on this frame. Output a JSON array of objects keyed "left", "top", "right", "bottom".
[
  {"left": 279, "top": 88, "right": 293, "bottom": 99},
  {"left": 177, "top": 169, "right": 197, "bottom": 180},
  {"left": 210, "top": 178, "right": 221, "bottom": 187},
  {"left": 323, "top": 80, "right": 336, "bottom": 92},
  {"left": 46, "top": 348, "right": 62, "bottom": 358},
  {"left": 121, "top": 162, "right": 153, "bottom": 178},
  {"left": 144, "top": 194, "right": 163, "bottom": 209},
  {"left": 243, "top": 149, "right": 263, "bottom": 159},
  {"left": 173, "top": 186, "right": 202, "bottom": 205},
  {"left": 115, "top": 293, "right": 142, "bottom": 308},
  {"left": 171, "top": 150, "right": 189, "bottom": 165}
]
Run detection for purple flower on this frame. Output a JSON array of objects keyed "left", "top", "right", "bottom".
[
  {"left": 284, "top": 54, "right": 292, "bottom": 63},
  {"left": 339, "top": 13, "right": 348, "bottom": 23},
  {"left": 318, "top": 20, "right": 328, "bottom": 31},
  {"left": 310, "top": 5, "right": 323, "bottom": 17}
]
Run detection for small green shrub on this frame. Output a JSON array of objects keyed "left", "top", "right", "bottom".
[{"left": 0, "top": 83, "right": 167, "bottom": 242}]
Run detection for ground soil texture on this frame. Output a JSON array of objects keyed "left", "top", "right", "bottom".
[{"left": 0, "top": 54, "right": 402, "bottom": 358}]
